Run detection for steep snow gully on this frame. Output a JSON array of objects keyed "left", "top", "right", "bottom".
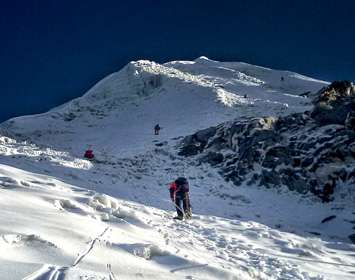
[{"left": 0, "top": 57, "right": 354, "bottom": 280}]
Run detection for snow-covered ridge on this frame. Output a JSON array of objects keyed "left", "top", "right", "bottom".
[
  {"left": 0, "top": 57, "right": 327, "bottom": 156},
  {"left": 67, "top": 58, "right": 259, "bottom": 111}
]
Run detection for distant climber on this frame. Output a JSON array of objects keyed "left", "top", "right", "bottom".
[
  {"left": 84, "top": 149, "right": 94, "bottom": 160},
  {"left": 281, "top": 76, "right": 285, "bottom": 82},
  {"left": 169, "top": 177, "right": 192, "bottom": 220},
  {"left": 244, "top": 94, "right": 248, "bottom": 98},
  {"left": 154, "top": 124, "right": 161, "bottom": 135}
]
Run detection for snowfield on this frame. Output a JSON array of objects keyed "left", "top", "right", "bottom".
[{"left": 0, "top": 57, "right": 354, "bottom": 280}]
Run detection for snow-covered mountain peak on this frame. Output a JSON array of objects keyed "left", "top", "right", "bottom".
[
  {"left": 1, "top": 58, "right": 328, "bottom": 156},
  {"left": 194, "top": 55, "right": 215, "bottom": 63},
  {"left": 56, "top": 57, "right": 328, "bottom": 113}
]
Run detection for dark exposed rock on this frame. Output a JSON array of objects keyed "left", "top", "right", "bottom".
[
  {"left": 200, "top": 152, "right": 224, "bottom": 166},
  {"left": 334, "top": 168, "right": 348, "bottom": 182},
  {"left": 311, "top": 81, "right": 355, "bottom": 125},
  {"left": 321, "top": 215, "right": 337, "bottom": 223},
  {"left": 308, "top": 231, "right": 321, "bottom": 236},
  {"left": 280, "top": 169, "right": 309, "bottom": 193},
  {"left": 260, "top": 169, "right": 281, "bottom": 187},
  {"left": 345, "top": 112, "right": 355, "bottom": 130},
  {"left": 178, "top": 143, "right": 202, "bottom": 156},
  {"left": 155, "top": 141, "right": 167, "bottom": 147},
  {"left": 263, "top": 146, "right": 290, "bottom": 169},
  {"left": 247, "top": 173, "right": 260, "bottom": 186},
  {"left": 292, "top": 157, "right": 301, "bottom": 167},
  {"left": 301, "top": 157, "right": 313, "bottom": 168},
  {"left": 179, "top": 81, "right": 355, "bottom": 200},
  {"left": 224, "top": 169, "right": 244, "bottom": 186},
  {"left": 178, "top": 126, "right": 217, "bottom": 156},
  {"left": 348, "top": 234, "right": 355, "bottom": 244},
  {"left": 275, "top": 113, "right": 310, "bottom": 131},
  {"left": 195, "top": 127, "right": 217, "bottom": 143}
]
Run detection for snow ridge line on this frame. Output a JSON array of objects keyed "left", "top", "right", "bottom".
[{"left": 72, "top": 226, "right": 110, "bottom": 267}]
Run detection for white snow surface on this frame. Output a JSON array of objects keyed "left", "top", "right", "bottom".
[{"left": 1, "top": 58, "right": 355, "bottom": 280}]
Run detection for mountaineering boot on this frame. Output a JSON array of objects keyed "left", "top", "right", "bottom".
[{"left": 173, "top": 215, "right": 184, "bottom": 220}]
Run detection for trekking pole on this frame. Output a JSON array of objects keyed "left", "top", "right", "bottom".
[
  {"left": 172, "top": 200, "right": 186, "bottom": 219},
  {"left": 165, "top": 199, "right": 186, "bottom": 219}
]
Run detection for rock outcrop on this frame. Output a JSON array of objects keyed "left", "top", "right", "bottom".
[
  {"left": 311, "top": 80, "right": 355, "bottom": 125},
  {"left": 179, "top": 81, "right": 355, "bottom": 200}
]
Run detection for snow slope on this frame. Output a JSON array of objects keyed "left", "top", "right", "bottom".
[{"left": 1, "top": 58, "right": 354, "bottom": 280}]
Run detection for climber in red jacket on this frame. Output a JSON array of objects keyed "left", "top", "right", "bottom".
[
  {"left": 84, "top": 149, "right": 94, "bottom": 159},
  {"left": 169, "top": 177, "right": 192, "bottom": 220}
]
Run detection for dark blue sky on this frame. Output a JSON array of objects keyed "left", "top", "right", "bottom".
[{"left": 1, "top": 0, "right": 354, "bottom": 122}]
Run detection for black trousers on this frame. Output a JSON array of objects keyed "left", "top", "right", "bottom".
[{"left": 175, "top": 193, "right": 190, "bottom": 217}]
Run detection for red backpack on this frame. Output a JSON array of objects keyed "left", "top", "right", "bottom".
[{"left": 84, "top": 149, "right": 94, "bottom": 159}]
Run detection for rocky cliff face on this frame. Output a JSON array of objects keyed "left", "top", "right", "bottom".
[{"left": 179, "top": 81, "right": 355, "bottom": 201}]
